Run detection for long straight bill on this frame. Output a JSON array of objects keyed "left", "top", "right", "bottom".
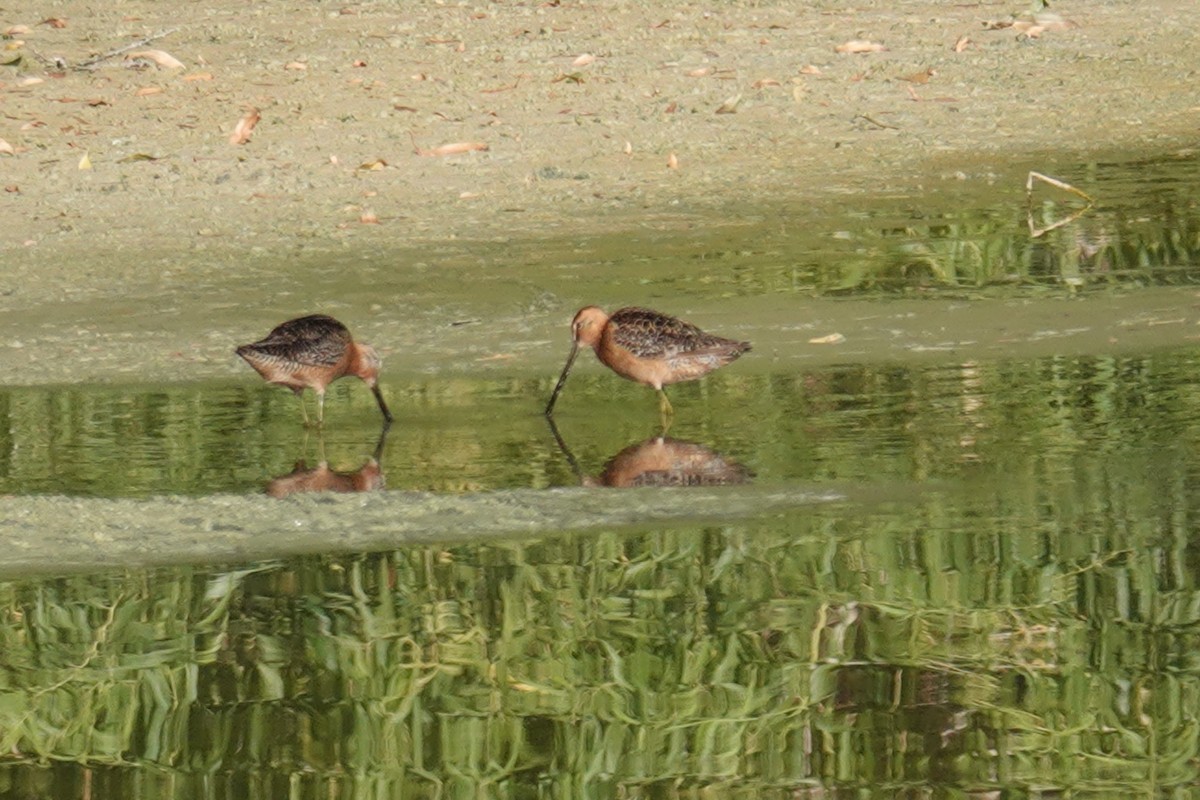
[
  {"left": 545, "top": 342, "right": 580, "bottom": 416},
  {"left": 371, "top": 384, "right": 394, "bottom": 424}
]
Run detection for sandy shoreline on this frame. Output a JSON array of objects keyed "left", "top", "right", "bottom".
[{"left": 0, "top": 0, "right": 1195, "bottom": 387}]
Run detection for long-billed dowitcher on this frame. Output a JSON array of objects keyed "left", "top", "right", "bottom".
[
  {"left": 545, "top": 306, "right": 750, "bottom": 416},
  {"left": 236, "top": 314, "right": 393, "bottom": 425}
]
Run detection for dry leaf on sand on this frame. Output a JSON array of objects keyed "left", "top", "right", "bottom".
[
  {"left": 229, "top": 108, "right": 260, "bottom": 145},
  {"left": 715, "top": 94, "right": 741, "bottom": 114},
  {"left": 126, "top": 49, "right": 184, "bottom": 69},
  {"left": 835, "top": 40, "right": 886, "bottom": 54},
  {"left": 413, "top": 140, "right": 488, "bottom": 157}
]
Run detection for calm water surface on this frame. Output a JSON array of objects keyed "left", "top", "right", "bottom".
[{"left": 2, "top": 153, "right": 1200, "bottom": 798}]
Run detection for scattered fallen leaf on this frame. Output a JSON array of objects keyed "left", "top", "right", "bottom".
[
  {"left": 18, "top": 76, "right": 43, "bottom": 86},
  {"left": 752, "top": 78, "right": 781, "bottom": 88},
  {"left": 117, "top": 153, "right": 161, "bottom": 163},
  {"left": 899, "top": 68, "right": 936, "bottom": 84},
  {"left": 229, "top": 107, "right": 260, "bottom": 145},
  {"left": 135, "top": 86, "right": 163, "bottom": 96},
  {"left": 572, "top": 53, "right": 595, "bottom": 67},
  {"left": 953, "top": 35, "right": 971, "bottom": 52},
  {"left": 360, "top": 210, "right": 379, "bottom": 224},
  {"left": 0, "top": 139, "right": 14, "bottom": 156},
  {"left": 78, "top": 151, "right": 91, "bottom": 170},
  {"left": 809, "top": 333, "right": 845, "bottom": 344},
  {"left": 664, "top": 101, "right": 677, "bottom": 113},
  {"left": 459, "top": 191, "right": 480, "bottom": 199},
  {"left": 667, "top": 152, "right": 678, "bottom": 169},
  {"left": 126, "top": 49, "right": 184, "bottom": 69},
  {"left": 40, "top": 17, "right": 67, "bottom": 28},
  {"left": 835, "top": 40, "right": 886, "bottom": 54},
  {"left": 0, "top": 53, "right": 21, "bottom": 67},
  {"left": 413, "top": 140, "right": 489, "bottom": 157},
  {"left": 329, "top": 154, "right": 339, "bottom": 165},
  {"left": 476, "top": 353, "right": 515, "bottom": 362},
  {"left": 4, "top": 185, "right": 18, "bottom": 192},
  {"left": 981, "top": 19, "right": 1014, "bottom": 30},
  {"left": 685, "top": 67, "right": 712, "bottom": 78},
  {"left": 182, "top": 72, "right": 213, "bottom": 81},
  {"left": 551, "top": 71, "right": 585, "bottom": 84},
  {"left": 352, "top": 59, "right": 367, "bottom": 67},
  {"left": 285, "top": 61, "right": 307, "bottom": 71},
  {"left": 357, "top": 158, "right": 388, "bottom": 170},
  {"left": 799, "top": 64, "right": 821, "bottom": 75},
  {"left": 715, "top": 94, "right": 741, "bottom": 114},
  {"left": 480, "top": 80, "right": 519, "bottom": 94},
  {"left": 3, "top": 25, "right": 30, "bottom": 36},
  {"left": 623, "top": 140, "right": 632, "bottom": 155},
  {"left": 1012, "top": 20, "right": 1045, "bottom": 37}
]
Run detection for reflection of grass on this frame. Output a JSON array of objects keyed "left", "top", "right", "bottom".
[
  {"left": 0, "top": 515, "right": 1192, "bottom": 795},
  {"left": 830, "top": 202, "right": 1200, "bottom": 293},
  {"left": 0, "top": 351, "right": 1198, "bottom": 795}
]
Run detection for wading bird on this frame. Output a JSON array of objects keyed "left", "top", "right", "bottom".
[
  {"left": 236, "top": 314, "right": 392, "bottom": 426},
  {"left": 545, "top": 306, "right": 750, "bottom": 417}
]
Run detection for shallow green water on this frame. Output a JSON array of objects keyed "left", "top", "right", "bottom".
[
  {"left": 0, "top": 346, "right": 1197, "bottom": 500},
  {"left": 2, "top": 153, "right": 1200, "bottom": 798},
  {"left": 1, "top": 348, "right": 1198, "bottom": 797}
]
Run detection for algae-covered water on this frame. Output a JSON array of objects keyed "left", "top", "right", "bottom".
[{"left": 1, "top": 153, "right": 1199, "bottom": 798}]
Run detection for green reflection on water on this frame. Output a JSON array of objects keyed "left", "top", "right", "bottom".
[
  {"left": 0, "top": 347, "right": 1198, "bottom": 796},
  {"left": 0, "top": 497, "right": 1196, "bottom": 797}
]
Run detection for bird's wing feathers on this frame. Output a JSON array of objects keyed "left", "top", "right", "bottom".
[
  {"left": 248, "top": 315, "right": 352, "bottom": 367},
  {"left": 609, "top": 307, "right": 734, "bottom": 359}
]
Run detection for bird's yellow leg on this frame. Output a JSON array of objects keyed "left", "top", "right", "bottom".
[
  {"left": 657, "top": 389, "right": 674, "bottom": 417},
  {"left": 296, "top": 391, "right": 312, "bottom": 427}
]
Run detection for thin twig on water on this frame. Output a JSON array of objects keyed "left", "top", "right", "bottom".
[
  {"left": 1026, "top": 171, "right": 1095, "bottom": 237},
  {"left": 1026, "top": 170, "right": 1094, "bottom": 203}
]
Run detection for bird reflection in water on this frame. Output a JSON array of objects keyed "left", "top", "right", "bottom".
[
  {"left": 547, "top": 417, "right": 750, "bottom": 488},
  {"left": 265, "top": 426, "right": 388, "bottom": 498}
]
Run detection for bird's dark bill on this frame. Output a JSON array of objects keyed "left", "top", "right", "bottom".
[
  {"left": 371, "top": 384, "right": 394, "bottom": 424},
  {"left": 545, "top": 343, "right": 580, "bottom": 415}
]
